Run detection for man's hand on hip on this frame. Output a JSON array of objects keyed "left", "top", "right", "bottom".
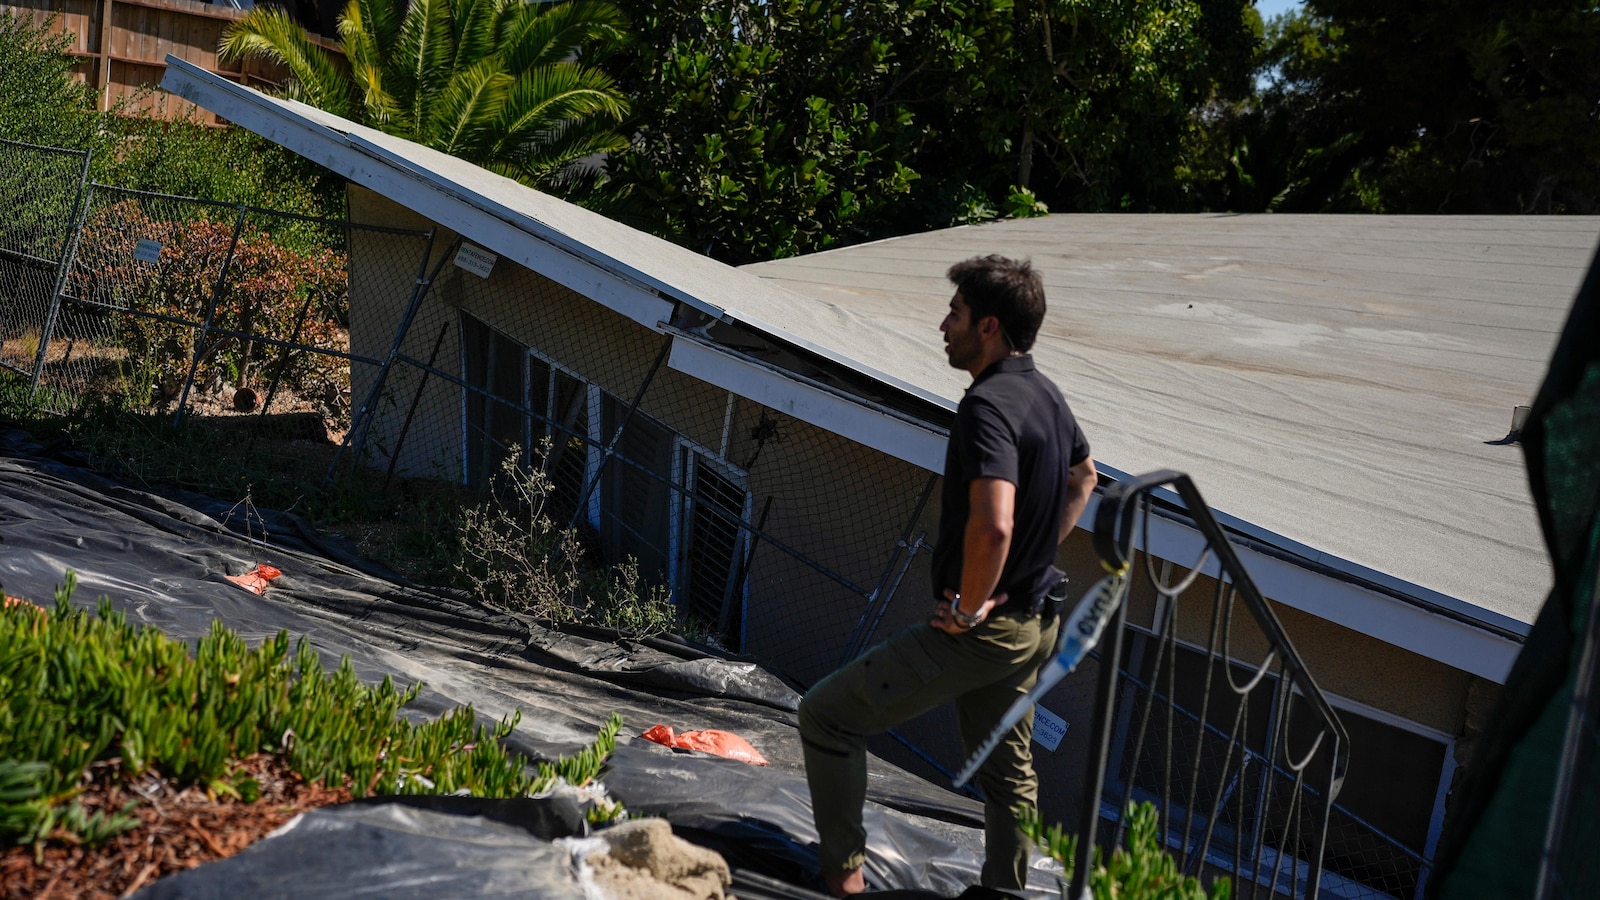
[{"left": 931, "top": 588, "right": 1005, "bottom": 634}]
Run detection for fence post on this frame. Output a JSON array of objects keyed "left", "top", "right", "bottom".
[
  {"left": 564, "top": 334, "right": 673, "bottom": 533},
  {"left": 172, "top": 204, "right": 249, "bottom": 428},
  {"left": 383, "top": 322, "right": 450, "bottom": 489},
  {"left": 328, "top": 229, "right": 443, "bottom": 482},
  {"left": 839, "top": 471, "right": 938, "bottom": 666},
  {"left": 1534, "top": 560, "right": 1600, "bottom": 900},
  {"left": 247, "top": 284, "right": 321, "bottom": 457},
  {"left": 30, "top": 153, "right": 94, "bottom": 400},
  {"left": 1070, "top": 588, "right": 1131, "bottom": 900}
]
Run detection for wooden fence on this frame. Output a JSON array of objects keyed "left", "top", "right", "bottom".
[{"left": 3, "top": 0, "right": 342, "bottom": 125}]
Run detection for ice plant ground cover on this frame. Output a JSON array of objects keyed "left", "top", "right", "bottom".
[{"left": 0, "top": 572, "right": 624, "bottom": 896}]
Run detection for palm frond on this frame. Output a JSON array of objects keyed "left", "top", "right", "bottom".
[
  {"left": 498, "top": 0, "right": 628, "bottom": 76},
  {"left": 359, "top": 69, "right": 407, "bottom": 133},
  {"left": 452, "top": 0, "right": 510, "bottom": 70},
  {"left": 220, "top": 7, "right": 354, "bottom": 119},
  {"left": 498, "top": 116, "right": 629, "bottom": 186},
  {"left": 352, "top": 0, "right": 404, "bottom": 63},
  {"left": 391, "top": 0, "right": 459, "bottom": 133},
  {"left": 424, "top": 59, "right": 511, "bottom": 154},
  {"left": 490, "top": 63, "right": 627, "bottom": 154}
]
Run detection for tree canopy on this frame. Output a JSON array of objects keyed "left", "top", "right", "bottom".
[
  {"left": 17, "top": 0, "right": 1593, "bottom": 266},
  {"left": 1202, "top": 0, "right": 1600, "bottom": 213},
  {"left": 602, "top": 0, "right": 1258, "bottom": 263},
  {"left": 221, "top": 0, "right": 632, "bottom": 189}
]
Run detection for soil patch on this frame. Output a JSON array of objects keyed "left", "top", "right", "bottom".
[{"left": 0, "top": 754, "right": 352, "bottom": 900}]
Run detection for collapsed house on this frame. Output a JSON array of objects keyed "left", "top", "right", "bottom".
[{"left": 160, "top": 56, "right": 1600, "bottom": 900}]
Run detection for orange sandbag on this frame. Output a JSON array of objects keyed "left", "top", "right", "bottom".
[
  {"left": 640, "top": 724, "right": 769, "bottom": 766},
  {"left": 226, "top": 564, "right": 283, "bottom": 595}
]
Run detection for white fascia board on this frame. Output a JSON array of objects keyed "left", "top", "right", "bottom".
[
  {"left": 1098, "top": 493, "right": 1520, "bottom": 683},
  {"left": 668, "top": 336, "right": 948, "bottom": 472},
  {"left": 160, "top": 58, "right": 673, "bottom": 330},
  {"left": 730, "top": 310, "right": 960, "bottom": 415},
  {"left": 1134, "top": 467, "right": 1531, "bottom": 638},
  {"left": 339, "top": 133, "right": 676, "bottom": 326}
]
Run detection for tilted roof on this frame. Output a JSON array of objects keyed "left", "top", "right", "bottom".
[{"left": 742, "top": 215, "right": 1598, "bottom": 633}]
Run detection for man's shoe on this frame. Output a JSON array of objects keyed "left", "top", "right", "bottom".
[{"left": 823, "top": 867, "right": 867, "bottom": 897}]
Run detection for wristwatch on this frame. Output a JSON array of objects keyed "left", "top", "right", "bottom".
[{"left": 950, "top": 597, "right": 984, "bottom": 630}]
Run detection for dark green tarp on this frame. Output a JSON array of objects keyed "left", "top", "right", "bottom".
[{"left": 1431, "top": 244, "right": 1600, "bottom": 899}]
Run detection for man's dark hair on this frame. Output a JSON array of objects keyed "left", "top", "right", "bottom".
[{"left": 946, "top": 255, "right": 1047, "bottom": 352}]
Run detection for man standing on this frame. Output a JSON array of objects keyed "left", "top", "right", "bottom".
[{"left": 799, "top": 255, "right": 1097, "bottom": 896}]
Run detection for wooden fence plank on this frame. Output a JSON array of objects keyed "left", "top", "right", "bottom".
[{"left": 2, "top": 0, "right": 343, "bottom": 124}]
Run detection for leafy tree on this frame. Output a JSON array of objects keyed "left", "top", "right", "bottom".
[
  {"left": 220, "top": 0, "right": 632, "bottom": 190},
  {"left": 931, "top": 0, "right": 1258, "bottom": 213},
  {"left": 600, "top": 1, "right": 949, "bottom": 262},
  {"left": 604, "top": 0, "right": 1255, "bottom": 263},
  {"left": 1215, "top": 1, "right": 1600, "bottom": 213},
  {"left": 0, "top": 13, "right": 106, "bottom": 151}
]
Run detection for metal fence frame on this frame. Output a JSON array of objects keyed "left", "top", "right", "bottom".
[
  {"left": 338, "top": 311, "right": 938, "bottom": 661},
  {"left": 35, "top": 181, "right": 435, "bottom": 437},
  {"left": 0, "top": 137, "right": 92, "bottom": 388},
  {"left": 1078, "top": 470, "right": 1351, "bottom": 900}
]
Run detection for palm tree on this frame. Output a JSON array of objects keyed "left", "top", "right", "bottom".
[{"left": 221, "top": 0, "right": 630, "bottom": 189}]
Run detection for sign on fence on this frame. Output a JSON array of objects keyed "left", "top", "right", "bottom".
[
  {"left": 1033, "top": 705, "right": 1068, "bottom": 752},
  {"left": 453, "top": 243, "right": 497, "bottom": 279}
]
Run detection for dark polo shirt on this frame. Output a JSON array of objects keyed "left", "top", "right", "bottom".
[{"left": 931, "top": 355, "right": 1091, "bottom": 607}]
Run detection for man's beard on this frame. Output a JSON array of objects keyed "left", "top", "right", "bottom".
[{"left": 945, "top": 332, "right": 979, "bottom": 370}]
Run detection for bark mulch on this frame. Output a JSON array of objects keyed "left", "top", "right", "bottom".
[{"left": 1, "top": 753, "right": 352, "bottom": 900}]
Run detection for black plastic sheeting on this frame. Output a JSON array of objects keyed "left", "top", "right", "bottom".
[
  {"left": 0, "top": 429, "right": 1062, "bottom": 898},
  {"left": 137, "top": 798, "right": 594, "bottom": 899}
]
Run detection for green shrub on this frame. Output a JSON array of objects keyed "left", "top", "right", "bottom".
[
  {"left": 0, "top": 13, "right": 104, "bottom": 150},
  {"left": 0, "top": 13, "right": 341, "bottom": 225},
  {"left": 94, "top": 116, "right": 345, "bottom": 234},
  {"left": 1020, "top": 801, "right": 1231, "bottom": 900},
  {"left": 0, "top": 571, "right": 625, "bottom": 846},
  {"left": 68, "top": 198, "right": 350, "bottom": 411}
]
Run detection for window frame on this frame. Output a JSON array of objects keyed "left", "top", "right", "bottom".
[{"left": 675, "top": 441, "right": 754, "bottom": 640}]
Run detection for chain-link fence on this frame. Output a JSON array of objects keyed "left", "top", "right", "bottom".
[
  {"left": 37, "top": 183, "right": 433, "bottom": 478},
  {"left": 0, "top": 138, "right": 90, "bottom": 384},
  {"left": 334, "top": 230, "right": 943, "bottom": 681}
]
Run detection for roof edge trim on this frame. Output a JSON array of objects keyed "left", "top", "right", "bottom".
[
  {"left": 1092, "top": 461, "right": 1531, "bottom": 641},
  {"left": 667, "top": 332, "right": 948, "bottom": 472},
  {"left": 159, "top": 58, "right": 674, "bottom": 330},
  {"left": 1109, "top": 495, "right": 1520, "bottom": 682}
]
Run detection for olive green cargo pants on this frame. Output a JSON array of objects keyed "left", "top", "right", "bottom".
[{"left": 798, "top": 610, "right": 1058, "bottom": 892}]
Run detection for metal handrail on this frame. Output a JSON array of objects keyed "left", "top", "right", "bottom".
[{"left": 1072, "top": 470, "right": 1351, "bottom": 899}]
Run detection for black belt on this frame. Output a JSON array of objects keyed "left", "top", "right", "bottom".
[{"left": 992, "top": 577, "right": 1070, "bottom": 622}]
